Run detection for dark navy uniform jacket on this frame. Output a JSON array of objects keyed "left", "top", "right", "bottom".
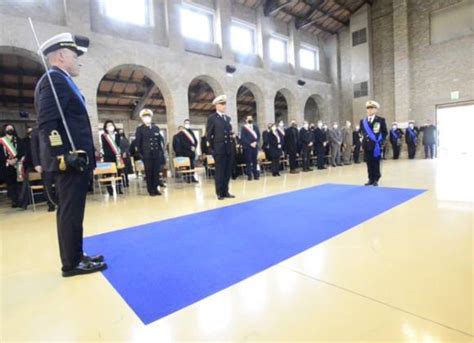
[
  {"left": 359, "top": 115, "right": 388, "bottom": 152},
  {"left": 135, "top": 124, "right": 165, "bottom": 163},
  {"left": 240, "top": 124, "right": 260, "bottom": 150},
  {"left": 35, "top": 66, "right": 96, "bottom": 172},
  {"left": 206, "top": 112, "right": 233, "bottom": 155}
]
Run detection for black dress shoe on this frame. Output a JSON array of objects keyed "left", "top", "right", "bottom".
[
  {"left": 48, "top": 205, "right": 56, "bottom": 212},
  {"left": 224, "top": 193, "right": 235, "bottom": 198},
  {"left": 218, "top": 196, "right": 225, "bottom": 200},
  {"left": 192, "top": 178, "right": 199, "bottom": 183},
  {"left": 247, "top": 176, "right": 252, "bottom": 181},
  {"left": 82, "top": 254, "right": 105, "bottom": 263},
  {"left": 62, "top": 261, "right": 107, "bottom": 277},
  {"left": 372, "top": 181, "right": 379, "bottom": 186},
  {"left": 254, "top": 176, "right": 260, "bottom": 180},
  {"left": 364, "top": 181, "right": 373, "bottom": 186},
  {"left": 158, "top": 182, "right": 166, "bottom": 188},
  {"left": 149, "top": 192, "right": 158, "bottom": 197}
]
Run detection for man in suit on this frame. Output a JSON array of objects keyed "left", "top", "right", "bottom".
[
  {"left": 360, "top": 100, "right": 388, "bottom": 186},
  {"left": 389, "top": 121, "right": 404, "bottom": 160},
  {"left": 285, "top": 120, "right": 299, "bottom": 173},
  {"left": 35, "top": 32, "right": 106, "bottom": 277},
  {"left": 341, "top": 121, "right": 353, "bottom": 165},
  {"left": 405, "top": 120, "right": 419, "bottom": 159},
  {"left": 176, "top": 119, "right": 199, "bottom": 182},
  {"left": 206, "top": 95, "right": 235, "bottom": 200},
  {"left": 240, "top": 115, "right": 260, "bottom": 181},
  {"left": 299, "top": 121, "right": 314, "bottom": 172},
  {"left": 314, "top": 120, "right": 327, "bottom": 170},
  {"left": 328, "top": 122, "right": 343, "bottom": 167},
  {"left": 352, "top": 125, "right": 363, "bottom": 164},
  {"left": 420, "top": 120, "right": 437, "bottom": 159},
  {"left": 135, "top": 109, "right": 165, "bottom": 196}
]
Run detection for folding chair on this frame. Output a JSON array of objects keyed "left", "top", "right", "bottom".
[
  {"left": 173, "top": 157, "right": 196, "bottom": 183},
  {"left": 28, "top": 172, "right": 44, "bottom": 212},
  {"left": 93, "top": 162, "right": 123, "bottom": 195}
]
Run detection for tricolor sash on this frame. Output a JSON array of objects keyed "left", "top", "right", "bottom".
[
  {"left": 0, "top": 136, "right": 17, "bottom": 159},
  {"left": 103, "top": 133, "right": 124, "bottom": 169},
  {"left": 277, "top": 128, "right": 285, "bottom": 136},
  {"left": 362, "top": 118, "right": 383, "bottom": 158},
  {"left": 244, "top": 125, "right": 258, "bottom": 140},
  {"left": 182, "top": 129, "right": 196, "bottom": 146}
]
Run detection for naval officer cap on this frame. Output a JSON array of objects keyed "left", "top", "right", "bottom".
[
  {"left": 365, "top": 100, "right": 380, "bottom": 109},
  {"left": 139, "top": 108, "right": 154, "bottom": 117},
  {"left": 212, "top": 95, "right": 227, "bottom": 105},
  {"left": 40, "top": 32, "right": 89, "bottom": 57}
]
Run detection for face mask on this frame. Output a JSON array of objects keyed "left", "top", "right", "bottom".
[
  {"left": 392, "top": 126, "right": 397, "bottom": 129},
  {"left": 333, "top": 125, "right": 338, "bottom": 129},
  {"left": 279, "top": 122, "right": 284, "bottom": 128},
  {"left": 317, "top": 123, "right": 322, "bottom": 128},
  {"left": 143, "top": 117, "right": 152, "bottom": 124},
  {"left": 6, "top": 129, "right": 14, "bottom": 136},
  {"left": 303, "top": 124, "right": 309, "bottom": 129},
  {"left": 409, "top": 124, "right": 414, "bottom": 129},
  {"left": 184, "top": 123, "right": 190, "bottom": 129},
  {"left": 106, "top": 126, "right": 115, "bottom": 133},
  {"left": 355, "top": 126, "right": 360, "bottom": 131}
]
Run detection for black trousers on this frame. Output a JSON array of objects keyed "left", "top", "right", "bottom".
[
  {"left": 302, "top": 146, "right": 311, "bottom": 170},
  {"left": 288, "top": 151, "right": 298, "bottom": 170},
  {"left": 353, "top": 144, "right": 361, "bottom": 163},
  {"left": 143, "top": 158, "right": 161, "bottom": 194},
  {"left": 316, "top": 145, "right": 325, "bottom": 169},
  {"left": 424, "top": 144, "right": 436, "bottom": 159},
  {"left": 244, "top": 147, "right": 259, "bottom": 178},
  {"left": 55, "top": 171, "right": 89, "bottom": 271},
  {"left": 365, "top": 152, "right": 382, "bottom": 183},
  {"left": 392, "top": 143, "right": 401, "bottom": 159},
  {"left": 271, "top": 157, "right": 280, "bottom": 175},
  {"left": 213, "top": 153, "right": 233, "bottom": 197},
  {"left": 407, "top": 144, "right": 417, "bottom": 159}
]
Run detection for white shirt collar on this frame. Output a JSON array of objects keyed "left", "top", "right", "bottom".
[{"left": 217, "top": 111, "right": 225, "bottom": 117}]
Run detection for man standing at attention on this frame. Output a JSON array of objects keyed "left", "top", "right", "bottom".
[{"left": 360, "top": 100, "right": 388, "bottom": 186}]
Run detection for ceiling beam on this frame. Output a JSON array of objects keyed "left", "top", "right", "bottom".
[
  {"left": 132, "top": 83, "right": 157, "bottom": 120},
  {"left": 299, "top": 0, "right": 349, "bottom": 28},
  {"left": 333, "top": 0, "right": 353, "bottom": 13},
  {"left": 263, "top": 0, "right": 293, "bottom": 16}
]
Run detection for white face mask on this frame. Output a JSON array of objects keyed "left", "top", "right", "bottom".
[
  {"left": 106, "top": 126, "right": 115, "bottom": 133},
  {"left": 184, "top": 123, "right": 190, "bottom": 129},
  {"left": 317, "top": 123, "right": 322, "bottom": 128},
  {"left": 278, "top": 122, "right": 284, "bottom": 128},
  {"left": 303, "top": 124, "right": 309, "bottom": 129},
  {"left": 355, "top": 126, "right": 360, "bottom": 131},
  {"left": 392, "top": 126, "right": 397, "bottom": 129},
  {"left": 409, "top": 124, "right": 414, "bottom": 129},
  {"left": 333, "top": 125, "right": 338, "bottom": 129},
  {"left": 143, "top": 117, "right": 152, "bottom": 125}
]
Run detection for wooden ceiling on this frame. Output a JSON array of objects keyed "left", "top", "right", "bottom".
[
  {"left": 0, "top": 54, "right": 43, "bottom": 110},
  {"left": 235, "top": 0, "right": 369, "bottom": 39}
]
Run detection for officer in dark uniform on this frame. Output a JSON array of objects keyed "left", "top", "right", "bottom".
[
  {"left": 285, "top": 120, "right": 299, "bottom": 173},
  {"left": 135, "top": 109, "right": 165, "bottom": 196},
  {"left": 314, "top": 120, "right": 327, "bottom": 170},
  {"left": 359, "top": 100, "right": 388, "bottom": 186},
  {"left": 261, "top": 124, "right": 272, "bottom": 162},
  {"left": 206, "top": 95, "right": 235, "bottom": 200},
  {"left": 405, "top": 120, "right": 419, "bottom": 159},
  {"left": 35, "top": 32, "right": 106, "bottom": 277},
  {"left": 299, "top": 121, "right": 314, "bottom": 172},
  {"left": 389, "top": 121, "right": 404, "bottom": 160},
  {"left": 240, "top": 115, "right": 261, "bottom": 181}
]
